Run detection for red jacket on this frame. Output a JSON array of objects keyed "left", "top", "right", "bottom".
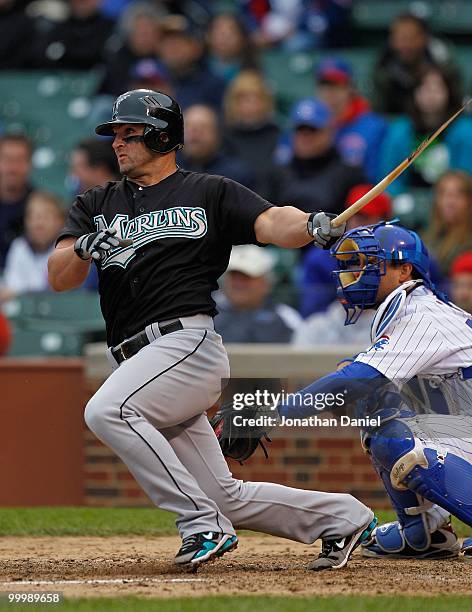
[{"left": 0, "top": 313, "right": 11, "bottom": 356}]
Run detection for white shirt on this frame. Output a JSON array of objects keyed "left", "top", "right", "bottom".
[
  {"left": 292, "top": 301, "right": 373, "bottom": 347},
  {"left": 3, "top": 237, "right": 52, "bottom": 294},
  {"left": 355, "top": 282, "right": 472, "bottom": 415},
  {"left": 356, "top": 282, "right": 472, "bottom": 380}
]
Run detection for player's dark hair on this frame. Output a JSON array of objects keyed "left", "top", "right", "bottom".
[{"left": 76, "top": 138, "right": 120, "bottom": 178}]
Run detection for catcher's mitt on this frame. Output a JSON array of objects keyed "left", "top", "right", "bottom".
[{"left": 209, "top": 403, "right": 275, "bottom": 463}]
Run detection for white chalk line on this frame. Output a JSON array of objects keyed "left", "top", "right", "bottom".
[{"left": 0, "top": 578, "right": 206, "bottom": 586}]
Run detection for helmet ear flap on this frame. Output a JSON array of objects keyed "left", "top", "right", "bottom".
[{"left": 142, "top": 126, "right": 170, "bottom": 153}]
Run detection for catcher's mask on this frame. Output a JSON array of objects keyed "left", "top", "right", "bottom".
[
  {"left": 95, "top": 89, "right": 184, "bottom": 154},
  {"left": 330, "top": 220, "right": 433, "bottom": 325}
]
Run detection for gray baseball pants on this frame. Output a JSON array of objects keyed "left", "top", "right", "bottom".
[{"left": 84, "top": 315, "right": 373, "bottom": 541}]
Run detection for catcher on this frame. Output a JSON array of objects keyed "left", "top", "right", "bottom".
[{"left": 213, "top": 221, "right": 472, "bottom": 566}]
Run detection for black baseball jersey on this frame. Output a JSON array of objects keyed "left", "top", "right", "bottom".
[{"left": 57, "top": 169, "right": 273, "bottom": 346}]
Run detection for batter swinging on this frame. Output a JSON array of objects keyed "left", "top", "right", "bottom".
[{"left": 48, "top": 90, "right": 376, "bottom": 569}]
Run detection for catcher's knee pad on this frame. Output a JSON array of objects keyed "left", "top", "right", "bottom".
[
  {"left": 369, "top": 418, "right": 472, "bottom": 531},
  {"left": 402, "top": 447, "right": 472, "bottom": 528},
  {"left": 368, "top": 420, "right": 448, "bottom": 552}
]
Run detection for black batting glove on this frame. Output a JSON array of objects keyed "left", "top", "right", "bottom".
[
  {"left": 307, "top": 212, "right": 346, "bottom": 249},
  {"left": 74, "top": 228, "right": 120, "bottom": 261}
]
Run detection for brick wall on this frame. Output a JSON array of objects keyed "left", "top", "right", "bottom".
[{"left": 84, "top": 426, "right": 389, "bottom": 509}]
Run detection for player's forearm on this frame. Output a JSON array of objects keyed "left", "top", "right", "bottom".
[
  {"left": 48, "top": 244, "right": 91, "bottom": 292},
  {"left": 256, "top": 206, "right": 312, "bottom": 248},
  {"left": 277, "top": 362, "right": 387, "bottom": 419}
]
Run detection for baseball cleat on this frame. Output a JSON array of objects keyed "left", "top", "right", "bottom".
[
  {"left": 174, "top": 532, "right": 238, "bottom": 566},
  {"left": 308, "top": 516, "right": 378, "bottom": 571},
  {"left": 461, "top": 537, "right": 472, "bottom": 560},
  {"left": 362, "top": 521, "right": 460, "bottom": 559}
]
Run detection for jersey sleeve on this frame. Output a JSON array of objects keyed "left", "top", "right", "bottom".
[
  {"left": 216, "top": 177, "right": 273, "bottom": 245},
  {"left": 55, "top": 193, "right": 95, "bottom": 245},
  {"left": 355, "top": 311, "right": 449, "bottom": 383}
]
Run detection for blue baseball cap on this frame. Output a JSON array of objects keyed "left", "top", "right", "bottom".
[
  {"left": 290, "top": 98, "right": 332, "bottom": 130},
  {"left": 131, "top": 59, "right": 170, "bottom": 84},
  {"left": 316, "top": 57, "right": 353, "bottom": 85}
]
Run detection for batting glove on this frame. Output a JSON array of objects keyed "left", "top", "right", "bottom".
[
  {"left": 74, "top": 228, "right": 121, "bottom": 261},
  {"left": 307, "top": 212, "right": 346, "bottom": 249}
]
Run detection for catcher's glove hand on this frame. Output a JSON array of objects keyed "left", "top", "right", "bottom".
[
  {"left": 307, "top": 212, "right": 346, "bottom": 249},
  {"left": 74, "top": 228, "right": 121, "bottom": 261},
  {"left": 210, "top": 403, "right": 277, "bottom": 463}
]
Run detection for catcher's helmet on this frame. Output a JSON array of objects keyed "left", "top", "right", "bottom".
[
  {"left": 330, "top": 221, "right": 436, "bottom": 324},
  {"left": 95, "top": 89, "right": 184, "bottom": 154}
]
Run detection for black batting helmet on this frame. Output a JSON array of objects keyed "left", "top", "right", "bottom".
[{"left": 95, "top": 89, "right": 184, "bottom": 154}]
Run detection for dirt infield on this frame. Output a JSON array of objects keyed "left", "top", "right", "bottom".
[{"left": 1, "top": 535, "right": 471, "bottom": 599}]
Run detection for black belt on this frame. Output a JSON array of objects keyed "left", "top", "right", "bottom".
[{"left": 111, "top": 320, "right": 184, "bottom": 364}]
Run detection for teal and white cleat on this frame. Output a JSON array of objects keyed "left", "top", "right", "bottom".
[
  {"left": 174, "top": 532, "right": 238, "bottom": 566},
  {"left": 308, "top": 516, "right": 378, "bottom": 571}
]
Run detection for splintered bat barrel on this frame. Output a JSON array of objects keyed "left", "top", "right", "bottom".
[{"left": 331, "top": 102, "right": 470, "bottom": 229}]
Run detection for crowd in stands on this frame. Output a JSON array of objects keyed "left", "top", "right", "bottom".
[{"left": 0, "top": 1, "right": 472, "bottom": 356}]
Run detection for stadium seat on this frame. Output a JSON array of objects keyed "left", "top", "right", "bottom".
[
  {"left": 4, "top": 291, "right": 105, "bottom": 356},
  {"left": 433, "top": 1, "right": 472, "bottom": 34},
  {"left": 392, "top": 188, "right": 433, "bottom": 231},
  {"left": 0, "top": 71, "right": 102, "bottom": 198},
  {"left": 7, "top": 326, "right": 83, "bottom": 357},
  {"left": 352, "top": 1, "right": 434, "bottom": 30},
  {"left": 4, "top": 290, "right": 105, "bottom": 334},
  {"left": 453, "top": 46, "right": 472, "bottom": 90}
]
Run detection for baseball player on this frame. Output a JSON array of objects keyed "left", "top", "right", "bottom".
[
  {"left": 276, "top": 221, "right": 472, "bottom": 567},
  {"left": 47, "top": 89, "right": 376, "bottom": 569}
]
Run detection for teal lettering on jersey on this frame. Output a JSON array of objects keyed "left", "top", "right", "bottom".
[{"left": 93, "top": 207, "right": 208, "bottom": 269}]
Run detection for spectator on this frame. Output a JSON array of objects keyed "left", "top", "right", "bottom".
[
  {"left": 69, "top": 138, "right": 120, "bottom": 195},
  {"left": 129, "top": 59, "right": 175, "bottom": 96},
  {"left": 0, "top": 134, "right": 34, "bottom": 270},
  {"left": 270, "top": 98, "right": 364, "bottom": 213},
  {"left": 223, "top": 70, "right": 279, "bottom": 197},
  {"left": 0, "top": 311, "right": 11, "bottom": 356},
  {"left": 206, "top": 13, "right": 258, "bottom": 83},
  {"left": 158, "top": 19, "right": 226, "bottom": 110},
  {"left": 0, "top": 191, "right": 65, "bottom": 302},
  {"left": 35, "top": 0, "right": 115, "bottom": 70},
  {"left": 179, "top": 105, "right": 255, "bottom": 188},
  {"left": 379, "top": 65, "right": 472, "bottom": 196},
  {"left": 450, "top": 252, "right": 472, "bottom": 313},
  {"left": 0, "top": 0, "right": 36, "bottom": 68},
  {"left": 423, "top": 170, "right": 472, "bottom": 277},
  {"left": 99, "top": 3, "right": 164, "bottom": 97},
  {"left": 300, "top": 184, "right": 392, "bottom": 317},
  {"left": 244, "top": 0, "right": 352, "bottom": 51},
  {"left": 214, "top": 245, "right": 301, "bottom": 343},
  {"left": 315, "top": 58, "right": 388, "bottom": 183},
  {"left": 373, "top": 12, "right": 459, "bottom": 115},
  {"left": 292, "top": 302, "right": 374, "bottom": 347}
]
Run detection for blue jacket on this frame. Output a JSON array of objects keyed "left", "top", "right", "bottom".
[
  {"left": 335, "top": 110, "right": 388, "bottom": 183},
  {"left": 299, "top": 248, "right": 337, "bottom": 317},
  {"left": 379, "top": 116, "right": 472, "bottom": 195}
]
